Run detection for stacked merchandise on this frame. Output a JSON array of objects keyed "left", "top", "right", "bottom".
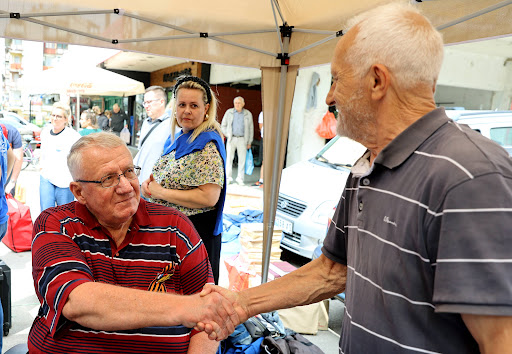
[{"left": 238, "top": 223, "right": 282, "bottom": 271}]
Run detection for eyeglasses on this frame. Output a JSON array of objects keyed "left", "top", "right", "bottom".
[
  {"left": 143, "top": 99, "right": 161, "bottom": 106},
  {"left": 77, "top": 166, "right": 141, "bottom": 188},
  {"left": 51, "top": 114, "right": 65, "bottom": 120}
]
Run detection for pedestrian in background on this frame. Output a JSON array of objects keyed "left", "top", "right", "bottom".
[
  {"left": 79, "top": 109, "right": 102, "bottom": 136},
  {"left": 0, "top": 128, "right": 14, "bottom": 353},
  {"left": 110, "top": 103, "right": 130, "bottom": 136},
  {"left": 39, "top": 102, "right": 80, "bottom": 211},
  {"left": 252, "top": 111, "right": 264, "bottom": 188},
  {"left": 221, "top": 96, "right": 253, "bottom": 185},
  {"left": 142, "top": 76, "right": 226, "bottom": 284},
  {"left": 0, "top": 122, "right": 23, "bottom": 195},
  {"left": 134, "top": 86, "right": 176, "bottom": 188}
]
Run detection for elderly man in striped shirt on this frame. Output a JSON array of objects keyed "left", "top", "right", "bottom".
[
  {"left": 200, "top": 3, "right": 512, "bottom": 353},
  {"left": 29, "top": 132, "right": 237, "bottom": 354}
]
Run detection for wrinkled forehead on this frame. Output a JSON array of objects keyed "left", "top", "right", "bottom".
[
  {"left": 331, "top": 27, "right": 358, "bottom": 74},
  {"left": 82, "top": 145, "right": 133, "bottom": 177}
]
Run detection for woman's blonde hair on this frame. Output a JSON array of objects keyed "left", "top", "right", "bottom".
[
  {"left": 170, "top": 78, "right": 223, "bottom": 143},
  {"left": 52, "top": 101, "right": 71, "bottom": 126}
]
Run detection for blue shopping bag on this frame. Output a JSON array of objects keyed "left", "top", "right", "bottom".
[{"left": 245, "top": 149, "right": 254, "bottom": 175}]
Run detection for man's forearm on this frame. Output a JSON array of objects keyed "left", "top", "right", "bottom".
[
  {"left": 63, "top": 282, "right": 237, "bottom": 333},
  {"left": 10, "top": 148, "right": 23, "bottom": 182},
  {"left": 187, "top": 332, "right": 219, "bottom": 354},
  {"left": 240, "top": 255, "right": 346, "bottom": 318}
]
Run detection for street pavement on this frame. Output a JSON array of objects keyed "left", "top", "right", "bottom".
[{"left": 1, "top": 161, "right": 342, "bottom": 353}]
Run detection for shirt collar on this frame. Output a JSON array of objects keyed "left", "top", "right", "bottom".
[
  {"left": 75, "top": 198, "right": 152, "bottom": 231},
  {"left": 146, "top": 110, "right": 171, "bottom": 123},
  {"left": 374, "top": 107, "right": 449, "bottom": 169}
]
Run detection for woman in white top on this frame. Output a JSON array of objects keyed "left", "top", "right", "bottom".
[{"left": 39, "top": 102, "right": 80, "bottom": 211}]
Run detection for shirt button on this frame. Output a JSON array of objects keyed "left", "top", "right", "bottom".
[
  {"left": 359, "top": 201, "right": 363, "bottom": 211},
  {"left": 115, "top": 253, "right": 119, "bottom": 257},
  {"left": 362, "top": 178, "right": 370, "bottom": 186}
]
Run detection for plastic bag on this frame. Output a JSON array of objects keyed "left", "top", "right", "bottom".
[
  {"left": 120, "top": 126, "right": 131, "bottom": 144},
  {"left": 2, "top": 193, "right": 33, "bottom": 252},
  {"left": 245, "top": 148, "right": 254, "bottom": 175},
  {"left": 315, "top": 111, "right": 337, "bottom": 139}
]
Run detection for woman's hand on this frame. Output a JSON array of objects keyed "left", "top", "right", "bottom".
[{"left": 141, "top": 175, "right": 156, "bottom": 199}]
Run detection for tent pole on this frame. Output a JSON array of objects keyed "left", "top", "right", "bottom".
[
  {"left": 75, "top": 92, "right": 80, "bottom": 131},
  {"left": 437, "top": 0, "right": 512, "bottom": 31},
  {"left": 261, "top": 36, "right": 290, "bottom": 284}
]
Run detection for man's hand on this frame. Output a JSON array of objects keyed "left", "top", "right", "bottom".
[
  {"left": 5, "top": 181, "right": 15, "bottom": 195},
  {"left": 181, "top": 292, "right": 240, "bottom": 341},
  {"left": 195, "top": 285, "right": 250, "bottom": 341},
  {"left": 247, "top": 144, "right": 251, "bottom": 150}
]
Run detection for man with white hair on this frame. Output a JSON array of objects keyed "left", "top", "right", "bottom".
[
  {"left": 200, "top": 3, "right": 512, "bottom": 352},
  {"left": 221, "top": 96, "right": 253, "bottom": 185}
]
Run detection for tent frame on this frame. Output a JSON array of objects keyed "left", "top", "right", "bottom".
[{"left": 2, "top": 0, "right": 512, "bottom": 284}]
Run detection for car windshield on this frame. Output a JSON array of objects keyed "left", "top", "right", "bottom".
[{"left": 315, "top": 136, "right": 366, "bottom": 168}]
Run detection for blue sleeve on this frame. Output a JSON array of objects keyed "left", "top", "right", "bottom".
[{"left": 7, "top": 126, "right": 22, "bottom": 149}]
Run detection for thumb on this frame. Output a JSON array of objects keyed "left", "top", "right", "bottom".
[
  {"left": 200, "top": 284, "right": 215, "bottom": 297},
  {"left": 149, "top": 174, "right": 155, "bottom": 182}
]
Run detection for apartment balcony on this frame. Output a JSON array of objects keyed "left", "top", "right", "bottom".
[{"left": 9, "top": 63, "right": 22, "bottom": 72}]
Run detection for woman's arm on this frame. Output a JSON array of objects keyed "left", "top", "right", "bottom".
[{"left": 143, "top": 175, "right": 221, "bottom": 209}]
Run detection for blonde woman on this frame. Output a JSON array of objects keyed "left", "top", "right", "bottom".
[
  {"left": 39, "top": 102, "right": 80, "bottom": 211},
  {"left": 141, "top": 76, "right": 226, "bottom": 284}
]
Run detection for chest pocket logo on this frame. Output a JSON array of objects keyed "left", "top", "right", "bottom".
[{"left": 148, "top": 262, "right": 176, "bottom": 293}]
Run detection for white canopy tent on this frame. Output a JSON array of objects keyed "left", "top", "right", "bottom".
[
  {"left": 21, "top": 65, "right": 145, "bottom": 129},
  {"left": 2, "top": 0, "right": 512, "bottom": 282}
]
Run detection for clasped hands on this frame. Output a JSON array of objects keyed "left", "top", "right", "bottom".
[{"left": 190, "top": 285, "right": 248, "bottom": 341}]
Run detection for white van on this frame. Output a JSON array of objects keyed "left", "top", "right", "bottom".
[
  {"left": 276, "top": 136, "right": 366, "bottom": 259},
  {"left": 452, "top": 111, "right": 512, "bottom": 156}
]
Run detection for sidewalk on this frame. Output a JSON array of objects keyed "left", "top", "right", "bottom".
[{"left": 2, "top": 164, "right": 342, "bottom": 353}]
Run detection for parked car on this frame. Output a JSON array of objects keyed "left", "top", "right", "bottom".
[
  {"left": 0, "top": 111, "right": 42, "bottom": 143},
  {"left": 276, "top": 136, "right": 366, "bottom": 259},
  {"left": 451, "top": 111, "right": 512, "bottom": 156}
]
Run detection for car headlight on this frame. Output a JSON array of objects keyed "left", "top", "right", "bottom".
[{"left": 311, "top": 200, "right": 337, "bottom": 226}]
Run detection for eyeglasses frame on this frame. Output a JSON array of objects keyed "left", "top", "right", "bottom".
[{"left": 76, "top": 166, "right": 141, "bottom": 188}]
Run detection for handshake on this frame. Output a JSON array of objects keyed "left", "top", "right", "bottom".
[{"left": 186, "top": 284, "right": 251, "bottom": 341}]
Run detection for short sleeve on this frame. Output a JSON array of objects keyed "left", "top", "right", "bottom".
[
  {"left": 432, "top": 172, "right": 512, "bottom": 316},
  {"left": 178, "top": 142, "right": 224, "bottom": 187},
  {"left": 322, "top": 187, "right": 349, "bottom": 265},
  {"left": 32, "top": 211, "right": 94, "bottom": 337}
]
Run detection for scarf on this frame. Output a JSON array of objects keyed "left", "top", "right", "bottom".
[{"left": 162, "top": 130, "right": 227, "bottom": 236}]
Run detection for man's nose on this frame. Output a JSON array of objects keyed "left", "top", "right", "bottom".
[
  {"left": 116, "top": 175, "right": 133, "bottom": 192},
  {"left": 326, "top": 85, "right": 335, "bottom": 106}
]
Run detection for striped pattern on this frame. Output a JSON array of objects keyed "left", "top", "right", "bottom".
[
  {"left": 322, "top": 109, "right": 512, "bottom": 354},
  {"left": 29, "top": 200, "right": 213, "bottom": 354}
]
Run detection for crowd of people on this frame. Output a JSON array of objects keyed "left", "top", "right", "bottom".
[{"left": 2, "top": 2, "right": 511, "bottom": 353}]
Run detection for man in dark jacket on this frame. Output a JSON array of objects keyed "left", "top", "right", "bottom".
[{"left": 110, "top": 103, "right": 130, "bottom": 136}]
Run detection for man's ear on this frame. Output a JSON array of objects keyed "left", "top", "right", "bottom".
[
  {"left": 69, "top": 182, "right": 87, "bottom": 205},
  {"left": 369, "top": 64, "right": 390, "bottom": 101}
]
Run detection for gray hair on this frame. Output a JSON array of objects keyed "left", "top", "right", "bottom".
[
  {"left": 67, "top": 132, "right": 127, "bottom": 179},
  {"left": 145, "top": 85, "right": 167, "bottom": 104},
  {"left": 233, "top": 96, "right": 245, "bottom": 104},
  {"left": 345, "top": 2, "right": 444, "bottom": 89}
]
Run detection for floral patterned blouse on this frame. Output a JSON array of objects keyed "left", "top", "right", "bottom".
[{"left": 150, "top": 141, "right": 225, "bottom": 216}]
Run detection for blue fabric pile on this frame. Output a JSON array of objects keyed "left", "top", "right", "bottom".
[{"left": 221, "top": 209, "right": 263, "bottom": 257}]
